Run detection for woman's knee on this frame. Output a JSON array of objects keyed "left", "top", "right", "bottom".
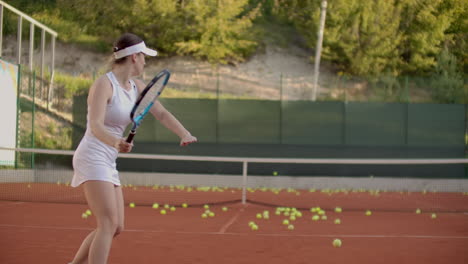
[
  {"left": 97, "top": 215, "right": 119, "bottom": 234},
  {"left": 114, "top": 224, "right": 124, "bottom": 237}
]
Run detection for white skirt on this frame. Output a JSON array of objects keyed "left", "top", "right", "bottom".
[{"left": 71, "top": 133, "right": 120, "bottom": 187}]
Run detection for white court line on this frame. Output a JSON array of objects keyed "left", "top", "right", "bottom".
[
  {"left": 1, "top": 223, "right": 467, "bottom": 240},
  {"left": 218, "top": 204, "right": 249, "bottom": 234}
]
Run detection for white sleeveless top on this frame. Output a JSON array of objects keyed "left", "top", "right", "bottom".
[{"left": 71, "top": 72, "right": 138, "bottom": 187}]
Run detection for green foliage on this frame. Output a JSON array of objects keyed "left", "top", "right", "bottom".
[
  {"left": 4, "top": 0, "right": 466, "bottom": 78},
  {"left": 54, "top": 73, "right": 93, "bottom": 98},
  {"left": 176, "top": 0, "right": 261, "bottom": 64},
  {"left": 429, "top": 49, "right": 465, "bottom": 104},
  {"left": 34, "top": 126, "right": 72, "bottom": 150},
  {"left": 399, "top": 0, "right": 455, "bottom": 73}
]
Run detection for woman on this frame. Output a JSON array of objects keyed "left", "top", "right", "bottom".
[{"left": 69, "top": 33, "right": 197, "bottom": 264}]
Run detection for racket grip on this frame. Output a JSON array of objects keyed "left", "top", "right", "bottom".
[{"left": 126, "top": 131, "right": 136, "bottom": 143}]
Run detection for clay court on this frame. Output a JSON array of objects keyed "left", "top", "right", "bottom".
[{"left": 1, "top": 183, "right": 467, "bottom": 264}]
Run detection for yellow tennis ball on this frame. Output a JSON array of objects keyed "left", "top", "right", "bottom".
[
  {"left": 415, "top": 208, "right": 421, "bottom": 214},
  {"left": 282, "top": 219, "right": 290, "bottom": 225},
  {"left": 182, "top": 203, "right": 188, "bottom": 208},
  {"left": 273, "top": 171, "right": 278, "bottom": 176},
  {"left": 170, "top": 206, "right": 176, "bottom": 212},
  {"left": 287, "top": 224, "right": 294, "bottom": 230},
  {"left": 222, "top": 206, "right": 228, "bottom": 212},
  {"left": 209, "top": 212, "right": 215, "bottom": 217},
  {"left": 201, "top": 213, "right": 207, "bottom": 218},
  {"left": 164, "top": 204, "right": 170, "bottom": 209},
  {"left": 152, "top": 203, "right": 159, "bottom": 209},
  {"left": 85, "top": 209, "right": 92, "bottom": 216},
  {"left": 204, "top": 204, "right": 210, "bottom": 209},
  {"left": 321, "top": 215, "right": 327, "bottom": 220},
  {"left": 334, "top": 218, "right": 341, "bottom": 224},
  {"left": 256, "top": 213, "right": 263, "bottom": 219},
  {"left": 365, "top": 210, "right": 372, "bottom": 216},
  {"left": 312, "top": 215, "right": 320, "bottom": 221},
  {"left": 431, "top": 213, "right": 437, "bottom": 219},
  {"left": 129, "top": 203, "right": 135, "bottom": 208},
  {"left": 81, "top": 213, "right": 88, "bottom": 219},
  {"left": 251, "top": 225, "right": 259, "bottom": 231},
  {"left": 160, "top": 209, "right": 167, "bottom": 215},
  {"left": 333, "top": 239, "right": 342, "bottom": 247},
  {"left": 248, "top": 221, "right": 255, "bottom": 227},
  {"left": 335, "top": 207, "right": 342, "bottom": 213}
]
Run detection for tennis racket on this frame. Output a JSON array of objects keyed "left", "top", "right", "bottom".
[{"left": 126, "top": 69, "right": 171, "bottom": 143}]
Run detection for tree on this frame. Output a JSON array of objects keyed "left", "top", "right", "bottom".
[
  {"left": 290, "top": 0, "right": 403, "bottom": 76},
  {"left": 429, "top": 49, "right": 465, "bottom": 104},
  {"left": 175, "top": 0, "right": 261, "bottom": 64},
  {"left": 398, "top": 0, "right": 456, "bottom": 74}
]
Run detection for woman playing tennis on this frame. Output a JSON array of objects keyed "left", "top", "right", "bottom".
[{"left": 69, "top": 33, "right": 197, "bottom": 264}]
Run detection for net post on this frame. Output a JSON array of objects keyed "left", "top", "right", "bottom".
[{"left": 241, "top": 161, "right": 248, "bottom": 204}]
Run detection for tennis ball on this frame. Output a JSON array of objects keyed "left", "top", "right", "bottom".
[
  {"left": 182, "top": 203, "right": 188, "bottom": 208},
  {"left": 290, "top": 215, "right": 296, "bottom": 221},
  {"left": 287, "top": 224, "right": 294, "bottom": 230},
  {"left": 415, "top": 208, "right": 421, "bottom": 214},
  {"left": 256, "top": 213, "right": 263, "bottom": 219},
  {"left": 81, "top": 213, "right": 88, "bottom": 219},
  {"left": 431, "top": 213, "right": 437, "bottom": 219},
  {"left": 282, "top": 219, "right": 290, "bottom": 225},
  {"left": 248, "top": 221, "right": 255, "bottom": 227},
  {"left": 318, "top": 210, "right": 325, "bottom": 215},
  {"left": 365, "top": 210, "right": 372, "bottom": 216},
  {"left": 251, "top": 225, "right": 259, "bottom": 231},
  {"left": 273, "top": 171, "right": 278, "bottom": 176},
  {"left": 201, "top": 213, "right": 207, "bottom": 218},
  {"left": 164, "top": 204, "right": 170, "bottom": 209},
  {"left": 160, "top": 209, "right": 167, "bottom": 215},
  {"left": 129, "top": 203, "right": 135, "bottom": 208},
  {"left": 321, "top": 215, "right": 327, "bottom": 220},
  {"left": 208, "top": 212, "right": 215, "bottom": 217},
  {"left": 312, "top": 215, "right": 320, "bottom": 221},
  {"left": 335, "top": 207, "right": 342, "bottom": 213},
  {"left": 334, "top": 218, "right": 341, "bottom": 224},
  {"left": 204, "top": 204, "right": 210, "bottom": 209},
  {"left": 170, "top": 206, "right": 176, "bottom": 212},
  {"left": 152, "top": 203, "right": 159, "bottom": 209},
  {"left": 222, "top": 206, "right": 228, "bottom": 212},
  {"left": 333, "top": 239, "right": 342, "bottom": 247},
  {"left": 85, "top": 209, "right": 92, "bottom": 216}
]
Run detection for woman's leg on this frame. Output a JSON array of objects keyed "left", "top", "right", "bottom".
[
  {"left": 70, "top": 182, "right": 124, "bottom": 264},
  {"left": 113, "top": 185, "right": 125, "bottom": 237},
  {"left": 70, "top": 229, "right": 96, "bottom": 264},
  {"left": 73, "top": 181, "right": 119, "bottom": 264}
]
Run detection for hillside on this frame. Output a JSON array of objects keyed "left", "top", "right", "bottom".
[{"left": 46, "top": 39, "right": 332, "bottom": 101}]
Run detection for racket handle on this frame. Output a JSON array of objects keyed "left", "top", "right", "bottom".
[{"left": 126, "top": 131, "right": 136, "bottom": 143}]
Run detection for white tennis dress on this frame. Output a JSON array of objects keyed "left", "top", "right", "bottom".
[{"left": 71, "top": 72, "right": 138, "bottom": 187}]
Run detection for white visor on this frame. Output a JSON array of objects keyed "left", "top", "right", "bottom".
[{"left": 114, "top": 41, "right": 158, "bottom": 59}]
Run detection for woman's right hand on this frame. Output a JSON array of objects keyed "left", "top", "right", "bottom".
[{"left": 114, "top": 138, "right": 133, "bottom": 153}]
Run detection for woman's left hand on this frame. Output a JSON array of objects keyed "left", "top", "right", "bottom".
[{"left": 180, "top": 134, "right": 197, "bottom": 146}]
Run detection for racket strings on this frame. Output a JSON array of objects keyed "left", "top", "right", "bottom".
[{"left": 134, "top": 82, "right": 164, "bottom": 116}]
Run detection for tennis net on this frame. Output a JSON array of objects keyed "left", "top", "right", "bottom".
[{"left": 1, "top": 147, "right": 467, "bottom": 213}]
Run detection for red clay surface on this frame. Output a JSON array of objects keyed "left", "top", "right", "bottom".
[{"left": 1, "top": 198, "right": 467, "bottom": 264}]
